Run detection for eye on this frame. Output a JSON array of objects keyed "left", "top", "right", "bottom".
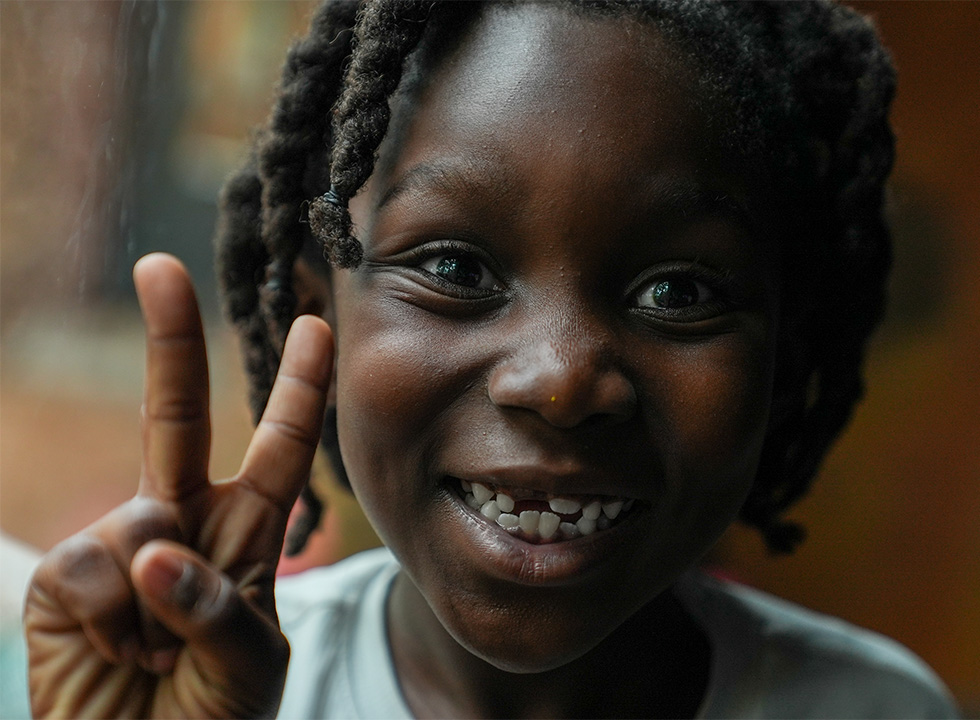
[
  {"left": 635, "top": 277, "right": 713, "bottom": 309},
  {"left": 419, "top": 253, "right": 501, "bottom": 291}
]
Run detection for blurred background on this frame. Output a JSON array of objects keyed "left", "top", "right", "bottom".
[{"left": 1, "top": 1, "right": 977, "bottom": 717}]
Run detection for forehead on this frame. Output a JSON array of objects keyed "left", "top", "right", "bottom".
[
  {"left": 371, "top": 3, "right": 755, "bottom": 232},
  {"left": 414, "top": 5, "right": 696, "bottom": 136}
]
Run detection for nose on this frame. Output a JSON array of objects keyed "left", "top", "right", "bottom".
[{"left": 487, "top": 314, "right": 637, "bottom": 428}]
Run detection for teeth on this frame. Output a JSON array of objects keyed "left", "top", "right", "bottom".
[
  {"left": 472, "top": 482, "right": 493, "bottom": 504},
  {"left": 460, "top": 478, "right": 637, "bottom": 542},
  {"left": 495, "top": 492, "right": 515, "bottom": 513},
  {"left": 480, "top": 500, "right": 501, "bottom": 522},
  {"left": 602, "top": 500, "right": 623, "bottom": 519},
  {"left": 548, "top": 497, "right": 581, "bottom": 515},
  {"left": 539, "top": 511, "right": 560, "bottom": 539},
  {"left": 576, "top": 516, "right": 597, "bottom": 536},
  {"left": 518, "top": 510, "right": 540, "bottom": 535}
]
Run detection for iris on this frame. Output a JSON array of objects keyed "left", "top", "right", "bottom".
[
  {"left": 435, "top": 255, "right": 482, "bottom": 287},
  {"left": 651, "top": 278, "right": 699, "bottom": 308}
]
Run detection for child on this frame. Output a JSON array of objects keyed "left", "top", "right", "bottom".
[{"left": 24, "top": 1, "right": 959, "bottom": 717}]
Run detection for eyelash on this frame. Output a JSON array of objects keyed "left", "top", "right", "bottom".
[
  {"left": 404, "top": 241, "right": 505, "bottom": 299},
  {"left": 395, "top": 242, "right": 735, "bottom": 324},
  {"left": 627, "top": 263, "right": 735, "bottom": 324}
]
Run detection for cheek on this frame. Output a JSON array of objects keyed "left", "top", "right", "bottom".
[
  {"left": 672, "top": 340, "right": 772, "bottom": 466},
  {"left": 334, "top": 325, "right": 430, "bottom": 543},
  {"left": 332, "top": 295, "right": 477, "bottom": 516},
  {"left": 338, "top": 327, "right": 440, "bottom": 434},
  {"left": 336, "top": 326, "right": 436, "bottom": 466},
  {"left": 646, "top": 335, "right": 774, "bottom": 543}
]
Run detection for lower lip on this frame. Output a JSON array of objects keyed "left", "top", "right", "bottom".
[{"left": 446, "top": 487, "right": 648, "bottom": 587}]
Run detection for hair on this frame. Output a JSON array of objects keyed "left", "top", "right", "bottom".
[{"left": 215, "top": 0, "right": 896, "bottom": 556}]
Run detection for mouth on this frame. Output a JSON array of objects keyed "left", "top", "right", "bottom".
[{"left": 454, "top": 477, "right": 637, "bottom": 544}]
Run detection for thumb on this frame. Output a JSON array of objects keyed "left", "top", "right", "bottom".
[{"left": 131, "top": 541, "right": 288, "bottom": 713}]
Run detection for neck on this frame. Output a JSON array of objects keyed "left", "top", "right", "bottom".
[{"left": 387, "top": 571, "right": 711, "bottom": 719}]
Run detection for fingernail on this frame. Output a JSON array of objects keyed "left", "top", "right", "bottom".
[{"left": 141, "top": 553, "right": 185, "bottom": 599}]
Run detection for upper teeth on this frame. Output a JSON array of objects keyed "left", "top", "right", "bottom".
[
  {"left": 460, "top": 481, "right": 634, "bottom": 542},
  {"left": 549, "top": 497, "right": 580, "bottom": 514},
  {"left": 472, "top": 482, "right": 493, "bottom": 504}
]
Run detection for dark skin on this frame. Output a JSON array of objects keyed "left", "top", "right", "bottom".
[
  {"left": 25, "top": 255, "right": 333, "bottom": 717},
  {"left": 24, "top": 5, "right": 779, "bottom": 719},
  {"left": 331, "top": 6, "right": 779, "bottom": 718}
]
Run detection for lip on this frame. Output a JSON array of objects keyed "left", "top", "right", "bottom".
[{"left": 443, "top": 475, "right": 652, "bottom": 588}]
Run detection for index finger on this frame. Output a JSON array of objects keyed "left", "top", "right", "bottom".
[
  {"left": 237, "top": 315, "right": 333, "bottom": 513},
  {"left": 134, "top": 253, "right": 211, "bottom": 501}
]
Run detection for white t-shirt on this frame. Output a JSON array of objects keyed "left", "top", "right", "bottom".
[{"left": 275, "top": 547, "right": 958, "bottom": 719}]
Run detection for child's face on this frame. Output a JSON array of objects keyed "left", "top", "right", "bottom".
[{"left": 331, "top": 5, "right": 779, "bottom": 671}]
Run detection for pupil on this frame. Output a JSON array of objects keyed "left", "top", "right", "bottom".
[
  {"left": 435, "top": 256, "right": 482, "bottom": 287},
  {"left": 653, "top": 279, "right": 698, "bottom": 308}
]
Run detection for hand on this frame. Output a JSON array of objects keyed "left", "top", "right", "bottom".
[{"left": 24, "top": 254, "right": 332, "bottom": 718}]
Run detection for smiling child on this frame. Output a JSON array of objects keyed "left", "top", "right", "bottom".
[{"left": 25, "top": 1, "right": 958, "bottom": 718}]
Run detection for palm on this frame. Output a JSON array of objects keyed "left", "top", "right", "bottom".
[{"left": 25, "top": 254, "right": 332, "bottom": 718}]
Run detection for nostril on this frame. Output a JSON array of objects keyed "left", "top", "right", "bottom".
[{"left": 591, "top": 372, "right": 638, "bottom": 422}]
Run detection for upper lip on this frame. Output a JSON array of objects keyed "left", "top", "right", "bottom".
[{"left": 449, "top": 464, "right": 641, "bottom": 500}]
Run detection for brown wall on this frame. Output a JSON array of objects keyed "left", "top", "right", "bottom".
[{"left": 719, "top": 2, "right": 980, "bottom": 711}]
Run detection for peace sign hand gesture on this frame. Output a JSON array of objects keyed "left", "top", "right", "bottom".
[{"left": 24, "top": 254, "right": 332, "bottom": 718}]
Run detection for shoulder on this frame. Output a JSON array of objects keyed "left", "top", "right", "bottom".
[
  {"left": 274, "top": 547, "right": 410, "bottom": 719},
  {"left": 676, "top": 571, "right": 959, "bottom": 719},
  {"left": 275, "top": 545, "right": 398, "bottom": 624}
]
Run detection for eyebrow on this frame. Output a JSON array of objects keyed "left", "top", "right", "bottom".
[
  {"left": 376, "top": 160, "right": 755, "bottom": 232},
  {"left": 644, "top": 177, "right": 754, "bottom": 231},
  {"left": 375, "top": 159, "right": 503, "bottom": 211}
]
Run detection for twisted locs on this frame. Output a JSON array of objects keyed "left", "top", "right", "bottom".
[
  {"left": 217, "top": 1, "right": 361, "bottom": 554},
  {"left": 737, "top": 1, "right": 895, "bottom": 551},
  {"left": 309, "top": 0, "right": 435, "bottom": 268}
]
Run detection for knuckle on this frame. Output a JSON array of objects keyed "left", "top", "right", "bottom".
[
  {"left": 145, "top": 396, "right": 208, "bottom": 424},
  {"left": 52, "top": 535, "right": 116, "bottom": 582},
  {"left": 145, "top": 330, "right": 201, "bottom": 351},
  {"left": 115, "top": 498, "right": 181, "bottom": 552},
  {"left": 279, "top": 368, "right": 328, "bottom": 394},
  {"left": 29, "top": 536, "right": 129, "bottom": 622},
  {"left": 261, "top": 417, "right": 319, "bottom": 449}
]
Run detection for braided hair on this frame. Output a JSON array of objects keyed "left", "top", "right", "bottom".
[{"left": 215, "top": 0, "right": 895, "bottom": 555}]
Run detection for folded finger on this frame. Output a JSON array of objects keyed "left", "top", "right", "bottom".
[
  {"left": 131, "top": 541, "right": 289, "bottom": 715},
  {"left": 31, "top": 534, "right": 139, "bottom": 665},
  {"left": 35, "top": 499, "right": 184, "bottom": 664}
]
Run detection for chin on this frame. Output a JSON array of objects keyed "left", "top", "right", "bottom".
[
  {"left": 433, "top": 581, "right": 648, "bottom": 675},
  {"left": 456, "top": 627, "right": 604, "bottom": 675}
]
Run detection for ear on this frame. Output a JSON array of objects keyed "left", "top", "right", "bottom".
[
  {"left": 292, "top": 257, "right": 338, "bottom": 407},
  {"left": 292, "top": 257, "right": 335, "bottom": 327}
]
